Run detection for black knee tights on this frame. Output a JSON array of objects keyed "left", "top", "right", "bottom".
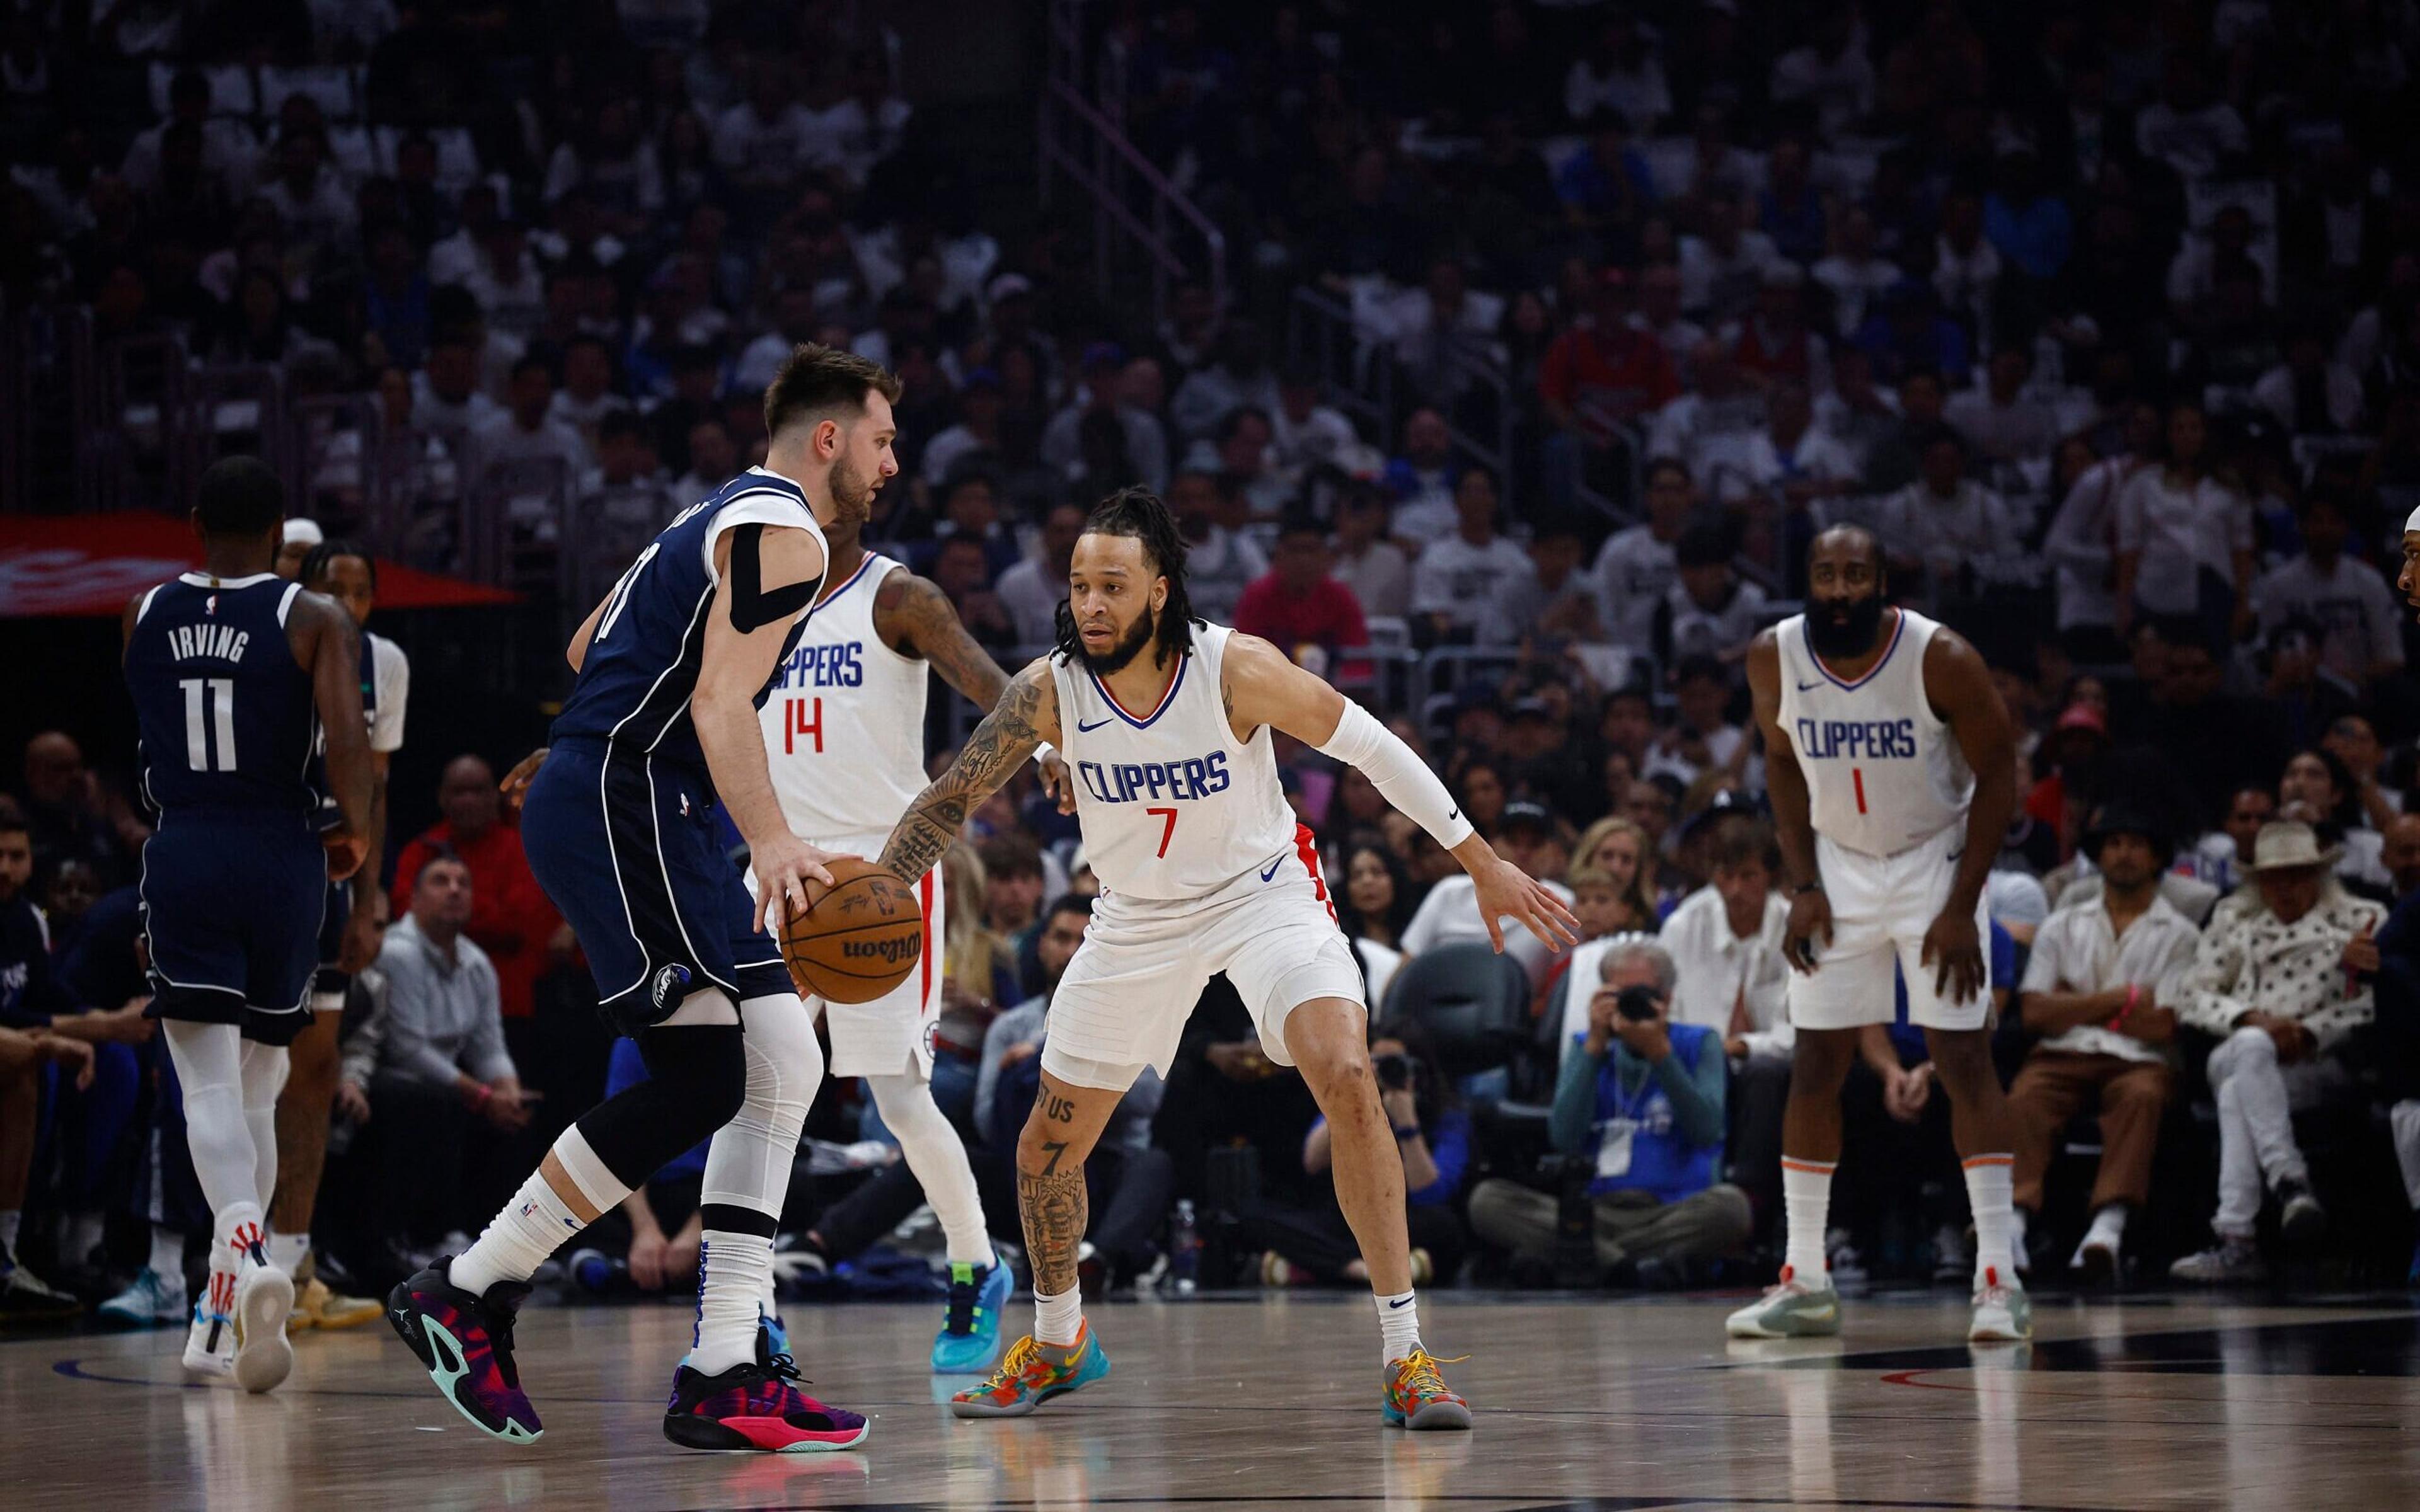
[{"left": 573, "top": 1025, "right": 747, "bottom": 1191}]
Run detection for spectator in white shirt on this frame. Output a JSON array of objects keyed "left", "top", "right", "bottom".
[
  {"left": 1168, "top": 321, "right": 1284, "bottom": 443},
  {"left": 712, "top": 61, "right": 829, "bottom": 195},
  {"left": 411, "top": 331, "right": 505, "bottom": 445},
  {"left": 1482, "top": 522, "right": 1605, "bottom": 646},
  {"left": 2007, "top": 807, "right": 2201, "bottom": 1278},
  {"left": 1945, "top": 347, "right": 2061, "bottom": 466},
  {"left": 819, "top": 50, "right": 913, "bottom": 188},
  {"left": 996, "top": 500, "right": 1085, "bottom": 651},
  {"left": 2114, "top": 401, "right": 2254, "bottom": 643},
  {"left": 1383, "top": 406, "right": 1463, "bottom": 540},
  {"left": 1565, "top": 15, "right": 1671, "bottom": 132},
  {"left": 2253, "top": 491, "right": 2405, "bottom": 689},
  {"left": 1814, "top": 207, "right": 1904, "bottom": 339},
  {"left": 919, "top": 367, "right": 1006, "bottom": 488},
  {"left": 1411, "top": 466, "right": 1531, "bottom": 643},
  {"left": 468, "top": 355, "right": 593, "bottom": 498},
  {"left": 1171, "top": 468, "right": 1269, "bottom": 622},
  {"left": 256, "top": 127, "right": 356, "bottom": 270},
  {"left": 1634, "top": 262, "right": 1708, "bottom": 381},
  {"left": 2042, "top": 405, "right": 2159, "bottom": 658},
  {"left": 547, "top": 333, "right": 630, "bottom": 446},
  {"left": 1330, "top": 479, "right": 1410, "bottom": 622},
  {"left": 1656, "top": 524, "right": 1769, "bottom": 667},
  {"left": 1768, "top": 10, "right": 1875, "bottom": 139},
  {"left": 1879, "top": 428, "right": 2017, "bottom": 598},
  {"left": 1930, "top": 188, "right": 2002, "bottom": 340},
  {"left": 2134, "top": 55, "right": 2248, "bottom": 185},
  {"left": 1740, "top": 381, "right": 1858, "bottom": 507},
  {"left": 1678, "top": 193, "right": 1780, "bottom": 323},
  {"left": 1043, "top": 342, "right": 1170, "bottom": 492},
  {"left": 1594, "top": 457, "right": 1697, "bottom": 649},
  {"left": 119, "top": 67, "right": 258, "bottom": 197},
  {"left": 1643, "top": 655, "right": 1756, "bottom": 792},
  {"left": 2252, "top": 332, "right": 2365, "bottom": 435},
  {"left": 1402, "top": 801, "right": 1576, "bottom": 990},
  {"left": 1270, "top": 368, "right": 1359, "bottom": 481}
]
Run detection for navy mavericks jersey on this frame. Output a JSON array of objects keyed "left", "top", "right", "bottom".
[
  {"left": 125, "top": 572, "right": 320, "bottom": 815},
  {"left": 550, "top": 466, "right": 829, "bottom": 781},
  {"left": 307, "top": 624, "right": 379, "bottom": 831}
]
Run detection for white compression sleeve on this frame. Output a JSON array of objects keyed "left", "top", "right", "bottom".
[{"left": 1316, "top": 700, "right": 1476, "bottom": 850}]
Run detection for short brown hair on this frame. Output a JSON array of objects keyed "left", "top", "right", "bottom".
[
  {"left": 1710, "top": 818, "right": 1781, "bottom": 875},
  {"left": 763, "top": 343, "right": 901, "bottom": 441}
]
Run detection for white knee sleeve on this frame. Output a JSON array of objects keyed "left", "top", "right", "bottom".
[
  {"left": 162, "top": 1021, "right": 262, "bottom": 1238},
  {"left": 700, "top": 994, "right": 825, "bottom": 1219},
  {"left": 868, "top": 1074, "right": 991, "bottom": 1265},
  {"left": 239, "top": 1043, "right": 289, "bottom": 1209}
]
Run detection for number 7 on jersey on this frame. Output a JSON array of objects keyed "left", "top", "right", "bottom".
[{"left": 1147, "top": 806, "right": 1177, "bottom": 858}]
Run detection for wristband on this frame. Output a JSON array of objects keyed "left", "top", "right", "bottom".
[{"left": 1393, "top": 1125, "right": 1422, "bottom": 1140}]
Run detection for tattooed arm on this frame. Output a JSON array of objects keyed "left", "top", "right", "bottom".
[{"left": 877, "top": 657, "right": 1063, "bottom": 885}]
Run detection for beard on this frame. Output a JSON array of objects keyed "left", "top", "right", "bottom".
[
  {"left": 827, "top": 455, "right": 877, "bottom": 529},
  {"left": 1075, "top": 602, "right": 1158, "bottom": 675},
  {"left": 1806, "top": 591, "right": 1886, "bottom": 660}
]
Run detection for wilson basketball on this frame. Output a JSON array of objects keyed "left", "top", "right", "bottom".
[{"left": 778, "top": 855, "right": 924, "bottom": 1004}]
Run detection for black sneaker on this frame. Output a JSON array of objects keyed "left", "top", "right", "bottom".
[
  {"left": 386, "top": 1260, "right": 543, "bottom": 1443},
  {"left": 662, "top": 1355, "right": 870, "bottom": 1452}
]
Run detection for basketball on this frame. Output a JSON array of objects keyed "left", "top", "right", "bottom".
[{"left": 778, "top": 854, "right": 924, "bottom": 1004}]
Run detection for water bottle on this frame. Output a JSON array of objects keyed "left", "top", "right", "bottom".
[{"left": 1170, "top": 1200, "right": 1200, "bottom": 1295}]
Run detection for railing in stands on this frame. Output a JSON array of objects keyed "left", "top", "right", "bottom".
[{"left": 1037, "top": 76, "right": 1226, "bottom": 331}]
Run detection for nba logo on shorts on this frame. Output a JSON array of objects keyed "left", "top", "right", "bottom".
[{"left": 923, "top": 1020, "right": 940, "bottom": 1060}]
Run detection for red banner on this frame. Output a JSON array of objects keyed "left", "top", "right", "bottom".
[{"left": 0, "top": 512, "right": 517, "bottom": 617}]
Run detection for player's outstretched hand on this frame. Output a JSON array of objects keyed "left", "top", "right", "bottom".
[
  {"left": 1921, "top": 909, "right": 1984, "bottom": 1002},
  {"left": 1472, "top": 856, "right": 1581, "bottom": 953},
  {"left": 1784, "top": 887, "right": 1832, "bottom": 973},
  {"left": 752, "top": 832, "right": 840, "bottom": 935},
  {"left": 1038, "top": 749, "right": 1078, "bottom": 815},
  {"left": 323, "top": 827, "right": 368, "bottom": 882},
  {"left": 499, "top": 747, "right": 550, "bottom": 813}
]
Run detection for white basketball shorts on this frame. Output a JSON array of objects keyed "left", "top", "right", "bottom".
[
  {"left": 1787, "top": 823, "right": 1990, "bottom": 1032},
  {"left": 1041, "top": 839, "right": 1366, "bottom": 1094},
  {"left": 750, "top": 839, "right": 945, "bottom": 1079}
]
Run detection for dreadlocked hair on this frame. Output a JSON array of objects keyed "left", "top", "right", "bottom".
[{"left": 1052, "top": 486, "right": 1202, "bottom": 666}]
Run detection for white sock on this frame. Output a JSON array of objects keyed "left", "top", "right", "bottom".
[
  {"left": 1376, "top": 1290, "right": 1422, "bottom": 1364},
  {"left": 267, "top": 1231, "right": 309, "bottom": 1276},
  {"left": 691, "top": 1230, "right": 774, "bottom": 1373},
  {"left": 1781, "top": 1159, "right": 1836, "bottom": 1287},
  {"left": 1034, "top": 1286, "right": 1083, "bottom": 1348},
  {"left": 452, "top": 1172, "right": 585, "bottom": 1297},
  {"left": 2085, "top": 1203, "right": 2128, "bottom": 1245},
  {"left": 1963, "top": 1156, "right": 2019, "bottom": 1290},
  {"left": 0, "top": 1209, "right": 19, "bottom": 1263},
  {"left": 150, "top": 1226, "right": 187, "bottom": 1284}
]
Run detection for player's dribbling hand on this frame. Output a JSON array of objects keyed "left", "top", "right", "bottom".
[
  {"left": 1784, "top": 887, "right": 1831, "bottom": 973},
  {"left": 499, "top": 747, "right": 550, "bottom": 813},
  {"left": 1471, "top": 856, "right": 1581, "bottom": 953},
  {"left": 323, "top": 827, "right": 369, "bottom": 882},
  {"left": 1920, "top": 910, "right": 1984, "bottom": 1002},
  {"left": 751, "top": 832, "right": 839, "bottom": 934},
  {"left": 1038, "top": 750, "right": 1078, "bottom": 815}
]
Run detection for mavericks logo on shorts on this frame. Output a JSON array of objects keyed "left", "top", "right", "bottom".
[{"left": 650, "top": 962, "right": 693, "bottom": 1012}]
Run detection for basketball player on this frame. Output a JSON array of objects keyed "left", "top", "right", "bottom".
[
  {"left": 384, "top": 345, "right": 884, "bottom": 1452},
  {"left": 756, "top": 491, "right": 1068, "bottom": 1373},
  {"left": 875, "top": 488, "right": 1578, "bottom": 1429},
  {"left": 124, "top": 457, "right": 375, "bottom": 1390},
  {"left": 1724, "top": 525, "right": 2030, "bottom": 1343},
  {"left": 264, "top": 537, "right": 406, "bottom": 1332}
]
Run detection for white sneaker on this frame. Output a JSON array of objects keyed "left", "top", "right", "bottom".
[
  {"left": 231, "top": 1263, "right": 296, "bottom": 1394},
  {"left": 1968, "top": 1268, "right": 2032, "bottom": 1343},
  {"left": 1724, "top": 1270, "right": 1842, "bottom": 1339},
  {"left": 2070, "top": 1229, "right": 2121, "bottom": 1282},
  {"left": 183, "top": 1276, "right": 236, "bottom": 1378}
]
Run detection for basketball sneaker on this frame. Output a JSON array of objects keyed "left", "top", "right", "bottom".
[
  {"left": 0, "top": 1256, "right": 81, "bottom": 1321},
  {"left": 1967, "top": 1268, "right": 2032, "bottom": 1343},
  {"left": 2169, "top": 1237, "right": 2267, "bottom": 1285},
  {"left": 386, "top": 1260, "right": 543, "bottom": 1443},
  {"left": 183, "top": 1274, "right": 236, "bottom": 1378},
  {"left": 100, "top": 1266, "right": 188, "bottom": 1327},
  {"left": 232, "top": 1260, "right": 296, "bottom": 1393},
  {"left": 931, "top": 1254, "right": 1011, "bottom": 1373},
  {"left": 948, "top": 1324, "right": 1112, "bottom": 1418},
  {"left": 1724, "top": 1267, "right": 1842, "bottom": 1338},
  {"left": 1381, "top": 1349, "right": 1473, "bottom": 1430},
  {"left": 662, "top": 1354, "right": 870, "bottom": 1453},
  {"left": 757, "top": 1306, "right": 790, "bottom": 1366}
]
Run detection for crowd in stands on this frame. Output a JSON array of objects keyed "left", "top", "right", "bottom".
[{"left": 9, "top": 0, "right": 2420, "bottom": 1319}]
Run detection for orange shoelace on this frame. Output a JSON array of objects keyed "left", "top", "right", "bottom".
[
  {"left": 1393, "top": 1348, "right": 1468, "bottom": 1399},
  {"left": 977, "top": 1334, "right": 1049, "bottom": 1395}
]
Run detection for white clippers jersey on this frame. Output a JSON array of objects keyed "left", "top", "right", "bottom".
[
  {"left": 1775, "top": 607, "right": 1971, "bottom": 857},
  {"left": 759, "top": 553, "right": 928, "bottom": 851},
  {"left": 1051, "top": 622, "right": 1299, "bottom": 901}
]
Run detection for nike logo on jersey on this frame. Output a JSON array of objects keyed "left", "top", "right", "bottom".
[
  {"left": 1259, "top": 857, "right": 1284, "bottom": 882},
  {"left": 1075, "top": 715, "right": 1119, "bottom": 733},
  {"left": 1795, "top": 679, "right": 1824, "bottom": 691}
]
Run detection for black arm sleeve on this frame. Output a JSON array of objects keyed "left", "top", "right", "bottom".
[{"left": 725, "top": 524, "right": 823, "bottom": 633}]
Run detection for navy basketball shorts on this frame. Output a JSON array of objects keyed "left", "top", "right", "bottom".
[
  {"left": 140, "top": 811, "right": 326, "bottom": 1047},
  {"left": 523, "top": 736, "right": 792, "bottom": 1036},
  {"left": 313, "top": 876, "right": 352, "bottom": 995}
]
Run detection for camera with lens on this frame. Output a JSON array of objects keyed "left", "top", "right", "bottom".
[
  {"left": 1615, "top": 984, "right": 1664, "bottom": 1023},
  {"left": 1373, "top": 1051, "right": 1413, "bottom": 1089}
]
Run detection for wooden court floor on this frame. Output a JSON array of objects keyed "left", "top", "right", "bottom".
[{"left": 4, "top": 1289, "right": 2417, "bottom": 1509}]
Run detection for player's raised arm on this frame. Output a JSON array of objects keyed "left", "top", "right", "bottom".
[
  {"left": 1920, "top": 626, "right": 2018, "bottom": 1001},
  {"left": 295, "top": 590, "right": 374, "bottom": 878},
  {"left": 880, "top": 570, "right": 1078, "bottom": 810},
  {"left": 696, "top": 520, "right": 838, "bottom": 931},
  {"left": 1749, "top": 628, "right": 1829, "bottom": 973},
  {"left": 1223, "top": 632, "right": 1577, "bottom": 953},
  {"left": 878, "top": 657, "right": 1063, "bottom": 885}
]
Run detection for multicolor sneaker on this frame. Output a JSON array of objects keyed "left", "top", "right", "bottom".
[
  {"left": 183, "top": 1274, "right": 236, "bottom": 1378},
  {"left": 931, "top": 1255, "right": 1011, "bottom": 1373},
  {"left": 1967, "top": 1268, "right": 2032, "bottom": 1343},
  {"left": 386, "top": 1260, "right": 543, "bottom": 1443},
  {"left": 948, "top": 1324, "right": 1112, "bottom": 1418},
  {"left": 1381, "top": 1349, "right": 1473, "bottom": 1430},
  {"left": 231, "top": 1262, "right": 296, "bottom": 1394},
  {"left": 662, "top": 1355, "right": 870, "bottom": 1453},
  {"left": 1723, "top": 1267, "right": 1843, "bottom": 1339},
  {"left": 100, "top": 1266, "right": 188, "bottom": 1327}
]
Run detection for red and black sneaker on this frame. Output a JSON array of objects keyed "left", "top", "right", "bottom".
[
  {"left": 662, "top": 1353, "right": 870, "bottom": 1453},
  {"left": 386, "top": 1261, "right": 543, "bottom": 1444}
]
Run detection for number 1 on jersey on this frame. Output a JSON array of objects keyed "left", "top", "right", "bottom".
[
  {"left": 1852, "top": 767, "right": 1867, "bottom": 815},
  {"left": 1148, "top": 806, "right": 1178, "bottom": 858}
]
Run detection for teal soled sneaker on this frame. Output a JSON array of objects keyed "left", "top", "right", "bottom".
[
  {"left": 931, "top": 1254, "right": 1012, "bottom": 1373},
  {"left": 1724, "top": 1266, "right": 1843, "bottom": 1339}
]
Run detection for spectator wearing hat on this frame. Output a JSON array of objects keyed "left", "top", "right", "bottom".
[
  {"left": 1401, "top": 801, "right": 1576, "bottom": 990},
  {"left": 1042, "top": 341, "right": 1169, "bottom": 491},
  {"left": 1653, "top": 525, "right": 1768, "bottom": 667},
  {"left": 2170, "top": 821, "right": 2385, "bottom": 1283},
  {"left": 1410, "top": 466, "right": 1530, "bottom": 646},
  {"left": 2007, "top": 806, "right": 2201, "bottom": 1279}
]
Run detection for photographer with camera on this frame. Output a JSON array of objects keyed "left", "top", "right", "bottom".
[
  {"left": 1248, "top": 1020, "right": 1470, "bottom": 1288},
  {"left": 1469, "top": 940, "right": 1751, "bottom": 1283}
]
